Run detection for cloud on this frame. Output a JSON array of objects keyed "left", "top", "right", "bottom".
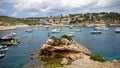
[
  {"left": 30, "top": 12, "right": 39, "bottom": 16},
  {"left": 97, "top": 0, "right": 120, "bottom": 7},
  {"left": 11, "top": 12, "right": 17, "bottom": 17},
  {"left": 0, "top": 8, "right": 7, "bottom": 13},
  {"left": 1, "top": 0, "right": 120, "bottom": 17}
]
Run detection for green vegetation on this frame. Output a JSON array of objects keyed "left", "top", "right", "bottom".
[
  {"left": 1, "top": 12, "right": 120, "bottom": 26},
  {"left": 0, "top": 16, "right": 39, "bottom": 25},
  {"left": 50, "top": 35, "right": 72, "bottom": 46},
  {"left": 69, "top": 12, "right": 120, "bottom": 24},
  {"left": 40, "top": 56, "right": 64, "bottom": 68},
  {"left": 90, "top": 54, "right": 106, "bottom": 62},
  {"left": 50, "top": 36, "right": 63, "bottom": 46},
  {"left": 61, "top": 34, "right": 72, "bottom": 41}
]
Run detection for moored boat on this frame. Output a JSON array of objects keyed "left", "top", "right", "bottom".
[
  {"left": 74, "top": 29, "right": 82, "bottom": 32},
  {"left": 0, "top": 32, "right": 16, "bottom": 41},
  {"left": 69, "top": 25, "right": 73, "bottom": 29},
  {"left": 66, "top": 32, "right": 74, "bottom": 37},
  {"left": 0, "top": 45, "right": 9, "bottom": 51},
  {"left": 94, "top": 26, "right": 108, "bottom": 31},
  {"left": 115, "top": 27, "right": 120, "bottom": 33},
  {"left": 0, "top": 53, "right": 5, "bottom": 58},
  {"left": 51, "top": 29, "right": 61, "bottom": 33},
  {"left": 91, "top": 31, "right": 102, "bottom": 34},
  {"left": 25, "top": 29, "right": 33, "bottom": 33}
]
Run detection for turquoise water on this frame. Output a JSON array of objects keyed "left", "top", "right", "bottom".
[{"left": 0, "top": 26, "right": 120, "bottom": 68}]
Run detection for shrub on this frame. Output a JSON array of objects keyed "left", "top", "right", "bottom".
[
  {"left": 50, "top": 36, "right": 63, "bottom": 46},
  {"left": 90, "top": 54, "right": 106, "bottom": 62},
  {"left": 61, "top": 34, "right": 72, "bottom": 41}
]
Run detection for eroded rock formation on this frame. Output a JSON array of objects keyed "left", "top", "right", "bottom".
[{"left": 37, "top": 38, "right": 91, "bottom": 61}]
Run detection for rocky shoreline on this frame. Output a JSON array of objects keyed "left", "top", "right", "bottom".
[{"left": 24, "top": 36, "right": 120, "bottom": 68}]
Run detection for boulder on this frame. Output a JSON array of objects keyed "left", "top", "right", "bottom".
[
  {"left": 70, "top": 55, "right": 77, "bottom": 61},
  {"left": 46, "top": 39, "right": 54, "bottom": 45},
  {"left": 61, "top": 58, "right": 68, "bottom": 65}
]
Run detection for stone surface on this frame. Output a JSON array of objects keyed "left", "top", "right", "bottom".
[
  {"left": 38, "top": 38, "right": 91, "bottom": 58},
  {"left": 24, "top": 38, "right": 120, "bottom": 68},
  {"left": 46, "top": 39, "right": 54, "bottom": 45},
  {"left": 61, "top": 58, "right": 68, "bottom": 65}
]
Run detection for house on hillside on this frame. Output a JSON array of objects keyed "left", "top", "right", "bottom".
[{"left": 39, "top": 18, "right": 46, "bottom": 25}]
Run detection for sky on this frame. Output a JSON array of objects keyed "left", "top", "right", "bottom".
[{"left": 0, "top": 0, "right": 120, "bottom": 18}]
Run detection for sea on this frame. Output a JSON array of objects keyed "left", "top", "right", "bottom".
[{"left": 0, "top": 26, "right": 120, "bottom": 68}]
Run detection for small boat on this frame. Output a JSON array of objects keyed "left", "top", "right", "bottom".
[
  {"left": 1, "top": 38, "right": 20, "bottom": 46},
  {"left": 25, "top": 29, "right": 33, "bottom": 33},
  {"left": 44, "top": 26, "right": 49, "bottom": 28},
  {"left": 86, "top": 24, "right": 94, "bottom": 28},
  {"left": 0, "top": 45, "right": 9, "bottom": 51},
  {"left": 0, "top": 53, "right": 5, "bottom": 58},
  {"left": 1, "top": 33, "right": 16, "bottom": 41},
  {"left": 91, "top": 31, "right": 102, "bottom": 34},
  {"left": 69, "top": 25, "right": 73, "bottom": 29},
  {"left": 67, "top": 32, "right": 74, "bottom": 37},
  {"left": 51, "top": 29, "right": 61, "bottom": 33},
  {"left": 94, "top": 26, "right": 108, "bottom": 31},
  {"left": 115, "top": 27, "right": 120, "bottom": 33},
  {"left": 74, "top": 29, "right": 82, "bottom": 32},
  {"left": 9, "top": 33, "right": 16, "bottom": 36}
]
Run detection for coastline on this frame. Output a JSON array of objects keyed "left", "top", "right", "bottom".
[
  {"left": 0, "top": 24, "right": 120, "bottom": 31},
  {"left": 0, "top": 25, "right": 29, "bottom": 31}
]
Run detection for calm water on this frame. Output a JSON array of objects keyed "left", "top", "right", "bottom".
[{"left": 0, "top": 26, "right": 120, "bottom": 68}]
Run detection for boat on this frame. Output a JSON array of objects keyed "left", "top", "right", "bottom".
[
  {"left": 115, "top": 27, "right": 120, "bottom": 33},
  {"left": 1, "top": 38, "right": 20, "bottom": 46},
  {"left": 0, "top": 53, "right": 5, "bottom": 58},
  {"left": 91, "top": 31, "right": 102, "bottom": 34},
  {"left": 74, "top": 29, "right": 82, "bottom": 32},
  {"left": 44, "top": 26, "right": 49, "bottom": 28},
  {"left": 0, "top": 45, "right": 9, "bottom": 51},
  {"left": 67, "top": 32, "right": 74, "bottom": 37},
  {"left": 69, "top": 25, "right": 73, "bottom": 29},
  {"left": 25, "top": 29, "right": 33, "bottom": 33},
  {"left": 1, "top": 33, "right": 16, "bottom": 41},
  {"left": 94, "top": 26, "right": 109, "bottom": 31},
  {"left": 86, "top": 24, "right": 94, "bottom": 28},
  {"left": 9, "top": 33, "right": 16, "bottom": 36},
  {"left": 51, "top": 29, "right": 61, "bottom": 33}
]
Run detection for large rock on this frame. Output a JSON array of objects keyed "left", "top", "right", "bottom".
[
  {"left": 61, "top": 58, "right": 68, "bottom": 65},
  {"left": 46, "top": 39, "right": 54, "bottom": 45},
  {"left": 38, "top": 38, "right": 91, "bottom": 61}
]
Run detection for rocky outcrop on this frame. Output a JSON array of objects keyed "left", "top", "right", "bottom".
[
  {"left": 64, "top": 55, "right": 120, "bottom": 68},
  {"left": 37, "top": 38, "right": 91, "bottom": 61},
  {"left": 24, "top": 37, "right": 120, "bottom": 68}
]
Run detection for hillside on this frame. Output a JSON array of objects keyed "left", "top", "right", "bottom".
[
  {"left": 0, "top": 12, "right": 120, "bottom": 26},
  {"left": 0, "top": 16, "right": 39, "bottom": 25}
]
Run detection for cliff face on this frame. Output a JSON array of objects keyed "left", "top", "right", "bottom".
[{"left": 37, "top": 38, "right": 91, "bottom": 60}]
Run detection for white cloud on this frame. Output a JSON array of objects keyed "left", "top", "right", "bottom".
[
  {"left": 30, "top": 12, "right": 39, "bottom": 16},
  {"left": 11, "top": 12, "right": 17, "bottom": 17},
  {"left": 0, "top": 8, "right": 7, "bottom": 13},
  {"left": 1, "top": 0, "right": 120, "bottom": 17},
  {"left": 97, "top": 0, "right": 120, "bottom": 7}
]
